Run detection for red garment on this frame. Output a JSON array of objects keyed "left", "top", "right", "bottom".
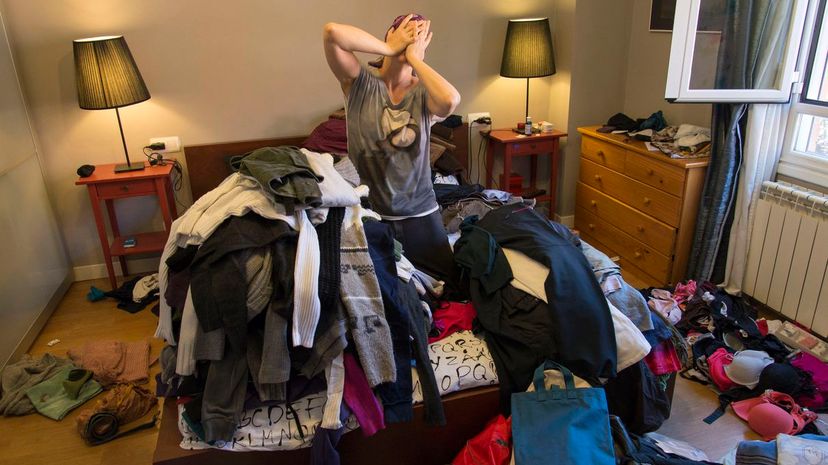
[
  {"left": 791, "top": 352, "right": 828, "bottom": 409},
  {"left": 756, "top": 319, "right": 769, "bottom": 336},
  {"left": 672, "top": 280, "right": 697, "bottom": 305},
  {"left": 707, "top": 348, "right": 738, "bottom": 392},
  {"left": 429, "top": 302, "right": 477, "bottom": 343},
  {"left": 644, "top": 339, "right": 682, "bottom": 375}
]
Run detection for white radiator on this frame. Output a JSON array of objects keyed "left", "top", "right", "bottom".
[{"left": 743, "top": 181, "right": 828, "bottom": 337}]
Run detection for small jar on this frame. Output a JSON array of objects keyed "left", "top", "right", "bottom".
[{"left": 524, "top": 116, "right": 533, "bottom": 135}]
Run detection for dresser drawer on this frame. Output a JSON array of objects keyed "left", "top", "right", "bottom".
[
  {"left": 506, "top": 139, "right": 557, "bottom": 157},
  {"left": 576, "top": 207, "right": 672, "bottom": 283},
  {"left": 96, "top": 179, "right": 156, "bottom": 198},
  {"left": 579, "top": 158, "right": 681, "bottom": 227},
  {"left": 576, "top": 182, "right": 676, "bottom": 255},
  {"left": 581, "top": 136, "right": 626, "bottom": 172},
  {"left": 625, "top": 153, "right": 685, "bottom": 197}
]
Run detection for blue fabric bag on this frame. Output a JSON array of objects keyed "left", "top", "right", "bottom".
[{"left": 511, "top": 361, "right": 615, "bottom": 465}]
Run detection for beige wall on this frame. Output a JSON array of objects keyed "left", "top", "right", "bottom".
[
  {"left": 2, "top": 0, "right": 565, "bottom": 273},
  {"left": 560, "top": 0, "right": 634, "bottom": 218},
  {"left": 623, "top": 0, "right": 711, "bottom": 127}
]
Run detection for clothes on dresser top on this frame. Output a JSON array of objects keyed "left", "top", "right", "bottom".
[
  {"left": 339, "top": 205, "right": 395, "bottom": 387},
  {"left": 230, "top": 146, "right": 323, "bottom": 209},
  {"left": 67, "top": 340, "right": 150, "bottom": 386},
  {"left": 475, "top": 204, "right": 617, "bottom": 381},
  {"left": 0, "top": 353, "right": 72, "bottom": 416},
  {"left": 342, "top": 352, "right": 385, "bottom": 436},
  {"left": 25, "top": 365, "right": 102, "bottom": 420}
]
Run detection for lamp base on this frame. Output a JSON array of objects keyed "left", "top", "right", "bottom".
[{"left": 114, "top": 162, "right": 145, "bottom": 173}]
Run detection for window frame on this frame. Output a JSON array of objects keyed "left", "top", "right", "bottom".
[
  {"left": 778, "top": 0, "right": 828, "bottom": 187},
  {"left": 665, "top": 0, "right": 810, "bottom": 103}
]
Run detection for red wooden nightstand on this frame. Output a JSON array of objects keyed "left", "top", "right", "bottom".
[
  {"left": 76, "top": 161, "right": 177, "bottom": 288},
  {"left": 485, "top": 128, "right": 567, "bottom": 218}
]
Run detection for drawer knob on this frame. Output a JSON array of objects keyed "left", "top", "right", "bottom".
[
  {"left": 120, "top": 185, "right": 129, "bottom": 192},
  {"left": 636, "top": 225, "right": 645, "bottom": 233},
  {"left": 597, "top": 150, "right": 605, "bottom": 157},
  {"left": 590, "top": 200, "right": 597, "bottom": 207},
  {"left": 634, "top": 251, "right": 643, "bottom": 258},
  {"left": 643, "top": 197, "right": 651, "bottom": 205},
  {"left": 530, "top": 144, "right": 536, "bottom": 150},
  {"left": 648, "top": 169, "right": 655, "bottom": 175},
  {"left": 594, "top": 175, "right": 602, "bottom": 182},
  {"left": 588, "top": 223, "right": 595, "bottom": 230}
]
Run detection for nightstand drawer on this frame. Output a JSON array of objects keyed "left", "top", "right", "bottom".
[
  {"left": 96, "top": 179, "right": 156, "bottom": 198},
  {"left": 576, "top": 207, "right": 672, "bottom": 283},
  {"left": 625, "top": 153, "right": 685, "bottom": 197},
  {"left": 581, "top": 136, "right": 626, "bottom": 172},
  {"left": 506, "top": 139, "right": 557, "bottom": 157},
  {"left": 579, "top": 158, "right": 681, "bottom": 227},
  {"left": 576, "top": 182, "right": 676, "bottom": 255}
]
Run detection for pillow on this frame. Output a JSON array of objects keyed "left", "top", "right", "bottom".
[{"left": 301, "top": 118, "right": 348, "bottom": 155}]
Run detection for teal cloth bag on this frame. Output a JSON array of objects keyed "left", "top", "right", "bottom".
[{"left": 511, "top": 361, "right": 615, "bottom": 465}]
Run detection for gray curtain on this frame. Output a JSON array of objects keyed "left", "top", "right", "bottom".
[{"left": 687, "top": 0, "right": 793, "bottom": 281}]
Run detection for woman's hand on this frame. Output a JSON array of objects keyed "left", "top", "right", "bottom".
[
  {"left": 386, "top": 14, "right": 419, "bottom": 56},
  {"left": 405, "top": 20, "right": 432, "bottom": 63}
]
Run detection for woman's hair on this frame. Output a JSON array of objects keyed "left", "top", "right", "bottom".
[{"left": 368, "top": 13, "right": 427, "bottom": 68}]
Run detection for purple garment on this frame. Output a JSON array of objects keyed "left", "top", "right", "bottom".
[
  {"left": 343, "top": 352, "right": 385, "bottom": 436},
  {"left": 792, "top": 352, "right": 828, "bottom": 409}
]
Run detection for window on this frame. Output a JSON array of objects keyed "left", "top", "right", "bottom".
[
  {"left": 665, "top": 0, "right": 810, "bottom": 103},
  {"left": 778, "top": 0, "right": 828, "bottom": 186}
]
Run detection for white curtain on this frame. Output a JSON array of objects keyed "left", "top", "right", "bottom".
[{"left": 721, "top": 103, "right": 790, "bottom": 294}]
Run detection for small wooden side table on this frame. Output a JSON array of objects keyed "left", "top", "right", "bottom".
[
  {"left": 76, "top": 161, "right": 177, "bottom": 288},
  {"left": 485, "top": 128, "right": 567, "bottom": 218}
]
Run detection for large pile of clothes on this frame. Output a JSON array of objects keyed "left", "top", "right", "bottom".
[
  {"left": 154, "top": 146, "right": 461, "bottom": 458},
  {"left": 642, "top": 281, "right": 828, "bottom": 441}
]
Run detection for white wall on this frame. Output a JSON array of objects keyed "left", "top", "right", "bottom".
[{"left": 2, "top": 0, "right": 568, "bottom": 275}]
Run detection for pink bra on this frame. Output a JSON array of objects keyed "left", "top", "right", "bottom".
[{"left": 731, "top": 390, "right": 818, "bottom": 440}]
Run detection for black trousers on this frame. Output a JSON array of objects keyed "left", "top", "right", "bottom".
[{"left": 385, "top": 210, "right": 466, "bottom": 299}]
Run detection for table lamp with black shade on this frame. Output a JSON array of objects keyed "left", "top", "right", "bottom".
[
  {"left": 73, "top": 36, "right": 150, "bottom": 173},
  {"left": 500, "top": 18, "right": 556, "bottom": 126}
]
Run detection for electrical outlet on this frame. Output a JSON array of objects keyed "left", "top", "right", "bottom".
[
  {"left": 149, "top": 136, "right": 181, "bottom": 153},
  {"left": 467, "top": 112, "right": 491, "bottom": 125}
]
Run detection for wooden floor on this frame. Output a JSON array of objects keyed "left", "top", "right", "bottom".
[{"left": 0, "top": 275, "right": 817, "bottom": 464}]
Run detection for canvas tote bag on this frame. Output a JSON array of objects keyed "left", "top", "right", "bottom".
[{"left": 511, "top": 360, "right": 615, "bottom": 465}]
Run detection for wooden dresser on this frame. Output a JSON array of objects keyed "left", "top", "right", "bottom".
[{"left": 575, "top": 126, "right": 709, "bottom": 285}]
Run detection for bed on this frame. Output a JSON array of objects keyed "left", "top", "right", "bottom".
[{"left": 152, "top": 126, "right": 495, "bottom": 465}]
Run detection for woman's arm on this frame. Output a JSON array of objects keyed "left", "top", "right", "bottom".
[
  {"left": 323, "top": 16, "right": 418, "bottom": 93},
  {"left": 405, "top": 21, "right": 461, "bottom": 118}
]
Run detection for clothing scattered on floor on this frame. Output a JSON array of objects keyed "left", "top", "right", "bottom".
[
  {"left": 25, "top": 365, "right": 102, "bottom": 420},
  {"left": 103, "top": 275, "right": 159, "bottom": 313},
  {"left": 76, "top": 383, "right": 158, "bottom": 445},
  {"left": 132, "top": 273, "right": 159, "bottom": 303},
  {"left": 67, "top": 340, "right": 150, "bottom": 386},
  {"left": 0, "top": 353, "right": 72, "bottom": 416}
]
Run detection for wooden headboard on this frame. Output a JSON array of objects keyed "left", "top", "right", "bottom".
[
  {"left": 184, "top": 135, "right": 307, "bottom": 201},
  {"left": 184, "top": 123, "right": 468, "bottom": 201}
]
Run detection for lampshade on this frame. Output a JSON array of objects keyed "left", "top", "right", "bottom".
[
  {"left": 73, "top": 35, "right": 150, "bottom": 110},
  {"left": 500, "top": 18, "right": 556, "bottom": 78}
]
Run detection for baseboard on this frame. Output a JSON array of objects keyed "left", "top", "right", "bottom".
[
  {"left": 72, "top": 256, "right": 161, "bottom": 282},
  {"left": 555, "top": 214, "right": 574, "bottom": 228},
  {"left": 4, "top": 272, "right": 72, "bottom": 368}
]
